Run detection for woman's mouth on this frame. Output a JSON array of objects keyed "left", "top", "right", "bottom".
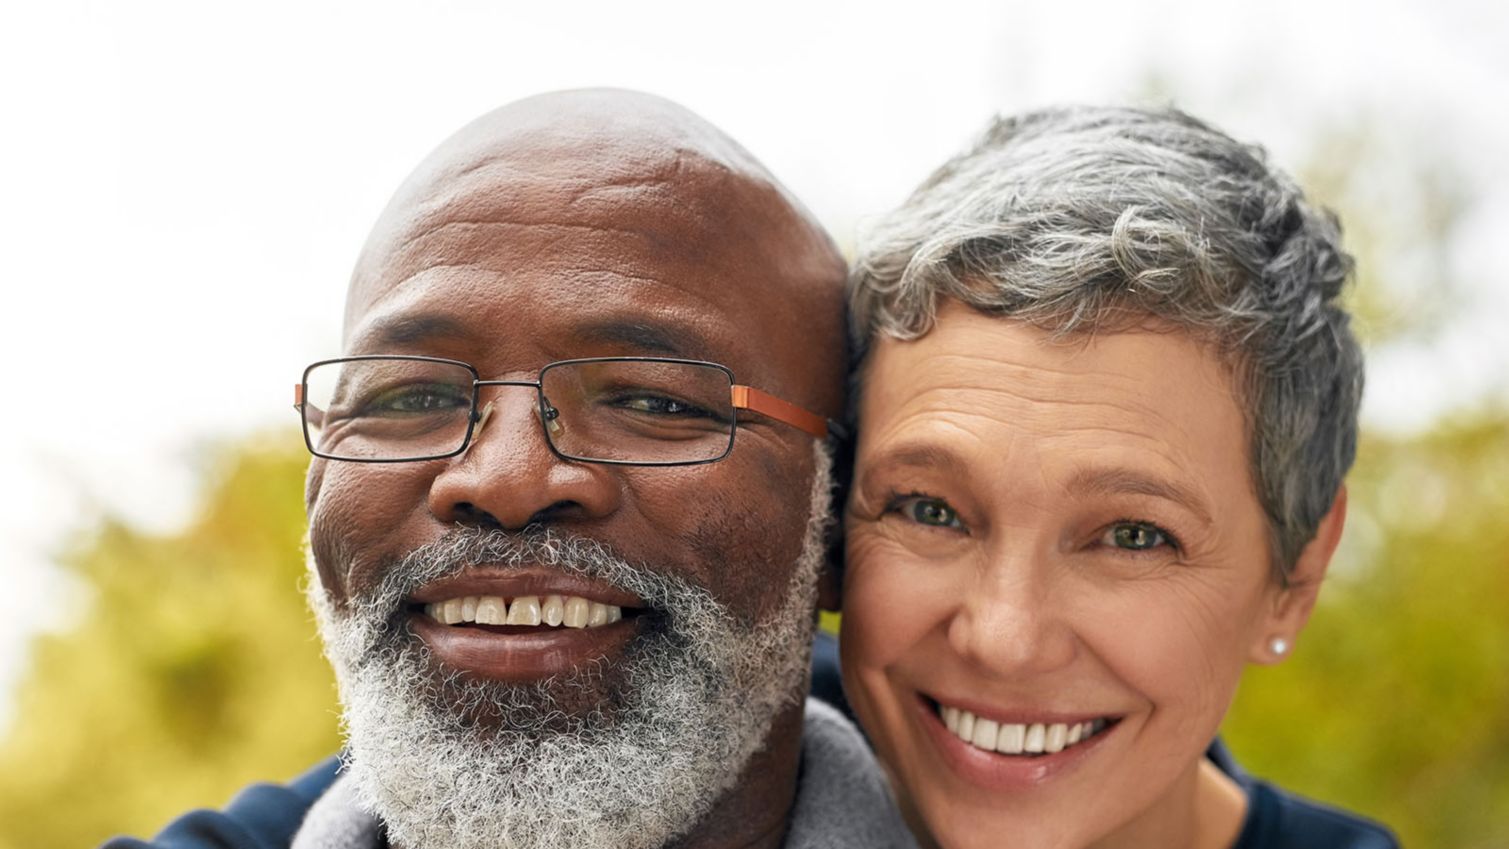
[{"left": 932, "top": 698, "right": 1119, "bottom": 757}]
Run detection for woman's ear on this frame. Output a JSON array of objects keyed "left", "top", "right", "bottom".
[{"left": 1250, "top": 486, "right": 1348, "bottom": 663}]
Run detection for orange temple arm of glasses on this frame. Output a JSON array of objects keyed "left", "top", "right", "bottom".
[{"left": 730, "top": 385, "right": 830, "bottom": 438}]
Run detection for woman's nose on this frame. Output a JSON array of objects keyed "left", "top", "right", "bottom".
[{"left": 947, "top": 552, "right": 1078, "bottom": 678}]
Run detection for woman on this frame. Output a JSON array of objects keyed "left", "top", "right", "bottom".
[{"left": 838, "top": 107, "right": 1398, "bottom": 848}]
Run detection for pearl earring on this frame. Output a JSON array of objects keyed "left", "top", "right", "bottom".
[{"left": 1269, "top": 636, "right": 1290, "bottom": 657}]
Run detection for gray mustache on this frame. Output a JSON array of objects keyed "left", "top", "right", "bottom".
[{"left": 355, "top": 527, "right": 685, "bottom": 624}]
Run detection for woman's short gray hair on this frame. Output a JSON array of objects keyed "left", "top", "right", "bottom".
[{"left": 850, "top": 106, "right": 1363, "bottom": 576}]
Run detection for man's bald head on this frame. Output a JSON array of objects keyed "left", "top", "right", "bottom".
[{"left": 348, "top": 89, "right": 845, "bottom": 367}]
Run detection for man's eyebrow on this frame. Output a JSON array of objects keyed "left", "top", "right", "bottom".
[
  {"left": 355, "top": 314, "right": 473, "bottom": 350},
  {"left": 352, "top": 314, "right": 719, "bottom": 360},
  {"left": 1067, "top": 468, "right": 1213, "bottom": 525},
  {"left": 573, "top": 320, "right": 705, "bottom": 358}
]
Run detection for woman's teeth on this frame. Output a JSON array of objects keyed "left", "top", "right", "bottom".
[
  {"left": 939, "top": 704, "right": 1109, "bottom": 756},
  {"left": 423, "top": 595, "right": 624, "bottom": 629}
]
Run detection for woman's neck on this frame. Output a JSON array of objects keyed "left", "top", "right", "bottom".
[{"left": 1084, "top": 758, "right": 1248, "bottom": 849}]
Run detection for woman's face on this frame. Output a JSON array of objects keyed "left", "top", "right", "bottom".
[{"left": 841, "top": 303, "right": 1326, "bottom": 848}]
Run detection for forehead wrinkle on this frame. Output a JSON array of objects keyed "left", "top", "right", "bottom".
[
  {"left": 878, "top": 345, "right": 1208, "bottom": 450},
  {"left": 393, "top": 143, "right": 767, "bottom": 261},
  {"left": 345, "top": 266, "right": 741, "bottom": 372},
  {"left": 866, "top": 380, "right": 1210, "bottom": 497},
  {"left": 882, "top": 374, "right": 1196, "bottom": 444},
  {"left": 352, "top": 173, "right": 779, "bottom": 342}
]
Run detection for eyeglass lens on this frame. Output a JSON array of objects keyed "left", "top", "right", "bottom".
[{"left": 302, "top": 358, "right": 737, "bottom": 463}]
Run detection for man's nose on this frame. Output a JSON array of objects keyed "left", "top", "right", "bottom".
[
  {"left": 947, "top": 549, "right": 1078, "bottom": 678},
  {"left": 426, "top": 387, "right": 621, "bottom": 530}
]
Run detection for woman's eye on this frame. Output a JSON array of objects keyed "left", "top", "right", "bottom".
[
  {"left": 1103, "top": 521, "right": 1172, "bottom": 552},
  {"left": 893, "top": 496, "right": 964, "bottom": 529}
]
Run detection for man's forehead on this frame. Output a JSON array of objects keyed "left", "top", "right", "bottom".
[
  {"left": 344, "top": 266, "right": 731, "bottom": 364},
  {"left": 346, "top": 91, "right": 802, "bottom": 336}
]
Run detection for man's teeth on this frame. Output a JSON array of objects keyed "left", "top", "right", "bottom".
[
  {"left": 940, "top": 704, "right": 1109, "bottom": 756},
  {"left": 424, "top": 594, "right": 624, "bottom": 629}
]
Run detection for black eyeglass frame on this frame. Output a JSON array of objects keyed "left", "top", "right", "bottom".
[{"left": 295, "top": 354, "right": 848, "bottom": 467}]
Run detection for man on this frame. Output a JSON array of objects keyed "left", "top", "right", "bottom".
[{"left": 104, "top": 90, "right": 913, "bottom": 849}]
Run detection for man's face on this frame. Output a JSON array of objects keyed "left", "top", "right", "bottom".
[{"left": 304, "top": 126, "right": 845, "bottom": 849}]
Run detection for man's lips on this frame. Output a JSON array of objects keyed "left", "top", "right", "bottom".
[
  {"left": 407, "top": 567, "right": 646, "bottom": 608},
  {"left": 403, "top": 566, "right": 650, "bottom": 682}
]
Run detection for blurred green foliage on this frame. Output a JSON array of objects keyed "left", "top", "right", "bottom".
[
  {"left": 1213, "top": 110, "right": 1508, "bottom": 848},
  {"left": 1223, "top": 411, "right": 1509, "bottom": 848},
  {"left": 0, "top": 436, "right": 340, "bottom": 849}
]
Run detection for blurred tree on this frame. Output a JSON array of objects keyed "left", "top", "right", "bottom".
[
  {"left": 0, "top": 434, "right": 339, "bottom": 849},
  {"left": 1224, "top": 410, "right": 1509, "bottom": 849},
  {"left": 1297, "top": 115, "right": 1472, "bottom": 348}
]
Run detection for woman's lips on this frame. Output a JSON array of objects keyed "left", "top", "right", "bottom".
[{"left": 915, "top": 693, "right": 1122, "bottom": 790}]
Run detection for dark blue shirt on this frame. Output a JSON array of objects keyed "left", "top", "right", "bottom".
[{"left": 102, "top": 634, "right": 1399, "bottom": 849}]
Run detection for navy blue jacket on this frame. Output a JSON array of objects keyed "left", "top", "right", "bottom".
[{"left": 103, "top": 634, "right": 1398, "bottom": 849}]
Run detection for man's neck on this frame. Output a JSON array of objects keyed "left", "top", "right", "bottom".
[{"left": 660, "top": 699, "right": 808, "bottom": 849}]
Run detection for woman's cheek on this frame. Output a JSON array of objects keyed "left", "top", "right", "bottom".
[{"left": 843, "top": 530, "right": 956, "bottom": 671}]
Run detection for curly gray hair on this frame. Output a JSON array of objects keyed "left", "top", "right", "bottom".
[{"left": 850, "top": 106, "right": 1363, "bottom": 576}]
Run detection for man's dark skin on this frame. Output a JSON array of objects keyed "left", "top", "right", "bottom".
[{"left": 304, "top": 90, "right": 848, "bottom": 849}]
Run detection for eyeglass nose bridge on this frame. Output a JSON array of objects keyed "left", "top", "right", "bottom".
[{"left": 468, "top": 379, "right": 562, "bottom": 453}]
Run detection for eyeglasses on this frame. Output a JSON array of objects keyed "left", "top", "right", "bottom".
[{"left": 294, "top": 355, "right": 845, "bottom": 465}]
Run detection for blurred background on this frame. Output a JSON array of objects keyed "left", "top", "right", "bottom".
[{"left": 2, "top": 1, "right": 1505, "bottom": 846}]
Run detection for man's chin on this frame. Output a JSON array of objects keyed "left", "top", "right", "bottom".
[
  {"left": 332, "top": 620, "right": 785, "bottom": 849},
  {"left": 375, "top": 622, "right": 672, "bottom": 734}
]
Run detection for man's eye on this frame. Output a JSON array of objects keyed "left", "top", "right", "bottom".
[
  {"left": 620, "top": 395, "right": 710, "bottom": 417},
  {"left": 364, "top": 384, "right": 470, "bottom": 414},
  {"left": 1103, "top": 521, "right": 1174, "bottom": 552},
  {"left": 892, "top": 496, "right": 964, "bottom": 529}
]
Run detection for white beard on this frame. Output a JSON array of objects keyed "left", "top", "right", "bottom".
[{"left": 306, "top": 444, "right": 833, "bottom": 849}]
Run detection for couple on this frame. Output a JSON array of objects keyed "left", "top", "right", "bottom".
[{"left": 107, "top": 90, "right": 1397, "bottom": 849}]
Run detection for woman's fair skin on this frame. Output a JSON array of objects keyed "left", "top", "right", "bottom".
[{"left": 840, "top": 301, "right": 1347, "bottom": 849}]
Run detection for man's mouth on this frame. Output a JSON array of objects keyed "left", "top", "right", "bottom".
[
  {"left": 400, "top": 568, "right": 651, "bottom": 681},
  {"left": 932, "top": 698, "right": 1119, "bottom": 757},
  {"left": 418, "top": 594, "right": 629, "bottom": 630}
]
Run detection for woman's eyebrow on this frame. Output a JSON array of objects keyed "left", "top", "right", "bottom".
[
  {"left": 1066, "top": 467, "right": 1213, "bottom": 525},
  {"left": 860, "top": 443, "right": 970, "bottom": 481}
]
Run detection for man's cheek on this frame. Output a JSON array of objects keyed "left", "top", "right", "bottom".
[
  {"left": 308, "top": 465, "right": 432, "bottom": 603},
  {"left": 304, "top": 458, "right": 326, "bottom": 513},
  {"left": 687, "top": 486, "right": 809, "bottom": 625}
]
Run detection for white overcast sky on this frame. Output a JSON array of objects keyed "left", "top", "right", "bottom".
[{"left": 2, "top": 0, "right": 1506, "bottom": 718}]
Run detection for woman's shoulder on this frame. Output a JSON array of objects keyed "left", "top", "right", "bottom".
[{"left": 1232, "top": 779, "right": 1400, "bottom": 849}]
